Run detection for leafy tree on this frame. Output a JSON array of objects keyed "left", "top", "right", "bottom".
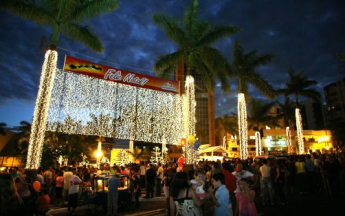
[
  {"left": 126, "top": 146, "right": 152, "bottom": 163},
  {"left": 0, "top": 0, "right": 119, "bottom": 168},
  {"left": 153, "top": 0, "right": 240, "bottom": 92},
  {"left": 279, "top": 68, "right": 321, "bottom": 107},
  {"left": 276, "top": 97, "right": 296, "bottom": 128},
  {"left": 0, "top": 122, "right": 7, "bottom": 135},
  {"left": 215, "top": 115, "right": 238, "bottom": 146},
  {"left": 248, "top": 99, "right": 280, "bottom": 131},
  {"left": 230, "top": 41, "right": 275, "bottom": 100}
]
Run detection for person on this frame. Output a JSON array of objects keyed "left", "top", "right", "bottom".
[
  {"left": 132, "top": 174, "right": 141, "bottom": 207},
  {"left": 139, "top": 162, "right": 146, "bottom": 188},
  {"left": 222, "top": 161, "right": 237, "bottom": 215},
  {"left": 295, "top": 156, "right": 307, "bottom": 194},
  {"left": 259, "top": 159, "right": 274, "bottom": 205},
  {"left": 170, "top": 172, "right": 203, "bottom": 216},
  {"left": 0, "top": 174, "right": 30, "bottom": 216},
  {"left": 68, "top": 169, "right": 83, "bottom": 216},
  {"left": 163, "top": 165, "right": 174, "bottom": 215},
  {"left": 36, "top": 188, "right": 50, "bottom": 215},
  {"left": 107, "top": 173, "right": 121, "bottom": 216},
  {"left": 144, "top": 164, "right": 156, "bottom": 198},
  {"left": 208, "top": 173, "right": 232, "bottom": 216},
  {"left": 156, "top": 163, "right": 164, "bottom": 197},
  {"left": 190, "top": 169, "right": 206, "bottom": 216},
  {"left": 232, "top": 163, "right": 254, "bottom": 194},
  {"left": 55, "top": 171, "right": 64, "bottom": 206},
  {"left": 63, "top": 167, "right": 73, "bottom": 206},
  {"left": 235, "top": 178, "right": 257, "bottom": 216}
]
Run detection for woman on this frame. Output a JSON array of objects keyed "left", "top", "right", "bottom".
[
  {"left": 169, "top": 172, "right": 204, "bottom": 216},
  {"left": 0, "top": 174, "right": 30, "bottom": 216},
  {"left": 55, "top": 171, "right": 64, "bottom": 206}
]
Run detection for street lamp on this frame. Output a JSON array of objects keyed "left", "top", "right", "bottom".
[{"left": 94, "top": 141, "right": 103, "bottom": 168}]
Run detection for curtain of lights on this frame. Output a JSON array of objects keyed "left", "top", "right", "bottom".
[
  {"left": 184, "top": 75, "right": 196, "bottom": 136},
  {"left": 286, "top": 126, "right": 293, "bottom": 154},
  {"left": 47, "top": 69, "right": 185, "bottom": 144},
  {"left": 238, "top": 93, "right": 248, "bottom": 159},
  {"left": 26, "top": 50, "right": 58, "bottom": 169},
  {"left": 255, "top": 131, "right": 262, "bottom": 156},
  {"left": 295, "top": 108, "right": 304, "bottom": 154}
]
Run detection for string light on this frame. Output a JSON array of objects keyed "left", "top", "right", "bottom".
[
  {"left": 238, "top": 93, "right": 248, "bottom": 159},
  {"left": 255, "top": 131, "right": 262, "bottom": 156},
  {"left": 184, "top": 75, "right": 196, "bottom": 137},
  {"left": 286, "top": 126, "right": 293, "bottom": 154},
  {"left": 115, "top": 149, "right": 130, "bottom": 166},
  {"left": 47, "top": 69, "right": 185, "bottom": 144},
  {"left": 26, "top": 50, "right": 58, "bottom": 169},
  {"left": 150, "top": 146, "right": 163, "bottom": 165},
  {"left": 295, "top": 108, "right": 304, "bottom": 154}
]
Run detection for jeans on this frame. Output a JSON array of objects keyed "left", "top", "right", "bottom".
[
  {"left": 107, "top": 193, "right": 118, "bottom": 216},
  {"left": 146, "top": 181, "right": 155, "bottom": 197},
  {"left": 155, "top": 178, "right": 162, "bottom": 196},
  {"left": 260, "top": 177, "right": 274, "bottom": 204}
]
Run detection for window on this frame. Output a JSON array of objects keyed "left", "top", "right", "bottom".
[{"left": 232, "top": 147, "right": 238, "bottom": 151}]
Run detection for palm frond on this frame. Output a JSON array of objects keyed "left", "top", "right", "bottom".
[
  {"left": 153, "top": 51, "right": 184, "bottom": 77},
  {"left": 61, "top": 23, "right": 103, "bottom": 53},
  {"left": 299, "top": 89, "right": 322, "bottom": 101},
  {"left": 197, "top": 25, "right": 240, "bottom": 47},
  {"left": 184, "top": 0, "right": 199, "bottom": 43},
  {"left": 72, "top": 0, "right": 119, "bottom": 22}
]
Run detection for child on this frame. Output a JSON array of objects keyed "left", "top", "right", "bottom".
[
  {"left": 208, "top": 173, "right": 232, "bottom": 216},
  {"left": 191, "top": 169, "right": 206, "bottom": 215},
  {"left": 235, "top": 178, "right": 257, "bottom": 216}
]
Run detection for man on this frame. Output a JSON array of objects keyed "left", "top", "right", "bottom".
[
  {"left": 259, "top": 159, "right": 274, "bottom": 205},
  {"left": 107, "top": 174, "right": 121, "bottom": 216},
  {"left": 222, "top": 162, "right": 236, "bottom": 214},
  {"left": 63, "top": 167, "right": 73, "bottom": 206},
  {"left": 139, "top": 162, "right": 146, "bottom": 188},
  {"left": 156, "top": 163, "right": 163, "bottom": 197},
  {"left": 144, "top": 164, "right": 156, "bottom": 198},
  {"left": 68, "top": 169, "right": 83, "bottom": 216},
  {"left": 43, "top": 167, "right": 53, "bottom": 191}
]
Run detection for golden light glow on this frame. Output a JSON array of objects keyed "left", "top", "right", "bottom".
[
  {"left": 238, "top": 93, "right": 248, "bottom": 159},
  {"left": 94, "top": 151, "right": 103, "bottom": 158},
  {"left": 26, "top": 50, "right": 58, "bottom": 169},
  {"left": 286, "top": 127, "right": 293, "bottom": 154},
  {"left": 255, "top": 131, "right": 262, "bottom": 156},
  {"left": 184, "top": 75, "right": 196, "bottom": 137},
  {"left": 295, "top": 108, "right": 304, "bottom": 154}
]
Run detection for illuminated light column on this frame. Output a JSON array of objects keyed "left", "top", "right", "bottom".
[
  {"left": 223, "top": 136, "right": 226, "bottom": 149},
  {"left": 95, "top": 141, "right": 103, "bottom": 168},
  {"left": 184, "top": 75, "right": 196, "bottom": 137},
  {"left": 129, "top": 136, "right": 134, "bottom": 163},
  {"left": 295, "top": 108, "right": 304, "bottom": 154},
  {"left": 255, "top": 131, "right": 262, "bottom": 156},
  {"left": 162, "top": 137, "right": 166, "bottom": 158},
  {"left": 286, "top": 127, "right": 292, "bottom": 154},
  {"left": 26, "top": 49, "right": 58, "bottom": 169},
  {"left": 238, "top": 93, "right": 248, "bottom": 159}
]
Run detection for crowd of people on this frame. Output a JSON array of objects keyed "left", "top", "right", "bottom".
[{"left": 0, "top": 151, "right": 344, "bottom": 216}]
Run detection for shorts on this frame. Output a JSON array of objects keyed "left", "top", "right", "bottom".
[{"left": 68, "top": 193, "right": 78, "bottom": 207}]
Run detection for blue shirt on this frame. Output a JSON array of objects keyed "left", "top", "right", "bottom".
[
  {"left": 107, "top": 176, "right": 120, "bottom": 194},
  {"left": 214, "top": 185, "right": 232, "bottom": 216}
]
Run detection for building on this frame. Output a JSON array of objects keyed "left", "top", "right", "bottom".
[
  {"left": 324, "top": 78, "right": 345, "bottom": 123},
  {"left": 226, "top": 128, "right": 333, "bottom": 157},
  {"left": 300, "top": 99, "right": 327, "bottom": 130},
  {"left": 175, "top": 61, "right": 215, "bottom": 145}
]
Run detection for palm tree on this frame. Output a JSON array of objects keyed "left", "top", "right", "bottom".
[
  {"left": 230, "top": 41, "right": 275, "bottom": 159},
  {"left": 153, "top": 0, "right": 240, "bottom": 92},
  {"left": 126, "top": 147, "right": 151, "bottom": 163},
  {"left": 0, "top": 0, "right": 119, "bottom": 169},
  {"left": 248, "top": 99, "right": 280, "bottom": 156},
  {"left": 215, "top": 115, "right": 238, "bottom": 146},
  {"left": 0, "top": 122, "right": 7, "bottom": 136},
  {"left": 276, "top": 97, "right": 296, "bottom": 128},
  {"left": 279, "top": 68, "right": 321, "bottom": 154}
]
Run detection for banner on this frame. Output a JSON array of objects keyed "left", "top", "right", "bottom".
[{"left": 63, "top": 56, "right": 179, "bottom": 94}]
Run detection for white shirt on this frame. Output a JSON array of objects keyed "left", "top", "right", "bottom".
[
  {"left": 260, "top": 164, "right": 271, "bottom": 178},
  {"left": 63, "top": 171, "right": 73, "bottom": 190},
  {"left": 140, "top": 165, "right": 146, "bottom": 175},
  {"left": 157, "top": 166, "right": 163, "bottom": 178},
  {"left": 69, "top": 175, "right": 82, "bottom": 194}
]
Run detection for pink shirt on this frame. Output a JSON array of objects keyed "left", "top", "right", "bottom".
[{"left": 56, "top": 176, "right": 64, "bottom": 187}]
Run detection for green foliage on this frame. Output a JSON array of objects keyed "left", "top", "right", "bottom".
[
  {"left": 247, "top": 99, "right": 280, "bottom": 130},
  {"left": 0, "top": 0, "right": 119, "bottom": 52},
  {"left": 215, "top": 115, "right": 238, "bottom": 146},
  {"left": 230, "top": 41, "right": 275, "bottom": 100},
  {"left": 276, "top": 97, "right": 296, "bottom": 128},
  {"left": 153, "top": 0, "right": 240, "bottom": 92}
]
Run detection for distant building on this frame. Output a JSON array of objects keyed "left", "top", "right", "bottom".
[
  {"left": 300, "top": 99, "right": 327, "bottom": 130},
  {"left": 324, "top": 78, "right": 345, "bottom": 123}
]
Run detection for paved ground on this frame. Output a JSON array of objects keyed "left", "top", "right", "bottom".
[{"left": 47, "top": 190, "right": 345, "bottom": 216}]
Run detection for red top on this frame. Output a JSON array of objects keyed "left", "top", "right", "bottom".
[
  {"left": 36, "top": 194, "right": 50, "bottom": 212},
  {"left": 223, "top": 170, "right": 236, "bottom": 193}
]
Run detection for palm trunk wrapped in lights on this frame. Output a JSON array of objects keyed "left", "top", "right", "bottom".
[
  {"left": 26, "top": 49, "right": 58, "bottom": 169},
  {"left": 238, "top": 93, "right": 248, "bottom": 159},
  {"left": 286, "top": 127, "right": 293, "bottom": 154},
  {"left": 255, "top": 131, "right": 262, "bottom": 156},
  {"left": 295, "top": 108, "right": 304, "bottom": 154},
  {"left": 184, "top": 75, "right": 196, "bottom": 137}
]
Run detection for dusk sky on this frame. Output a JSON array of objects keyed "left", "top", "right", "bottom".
[{"left": 0, "top": 0, "right": 344, "bottom": 127}]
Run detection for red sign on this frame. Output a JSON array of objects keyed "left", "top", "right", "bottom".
[{"left": 63, "top": 56, "right": 180, "bottom": 94}]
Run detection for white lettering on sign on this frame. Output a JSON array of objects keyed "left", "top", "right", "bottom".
[
  {"left": 104, "top": 69, "right": 122, "bottom": 81},
  {"left": 123, "top": 73, "right": 149, "bottom": 86}
]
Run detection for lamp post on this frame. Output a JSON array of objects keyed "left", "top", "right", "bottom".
[{"left": 94, "top": 141, "right": 103, "bottom": 168}]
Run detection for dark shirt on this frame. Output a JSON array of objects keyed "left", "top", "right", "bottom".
[{"left": 146, "top": 168, "right": 156, "bottom": 182}]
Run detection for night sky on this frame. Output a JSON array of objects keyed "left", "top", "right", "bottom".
[{"left": 0, "top": 0, "right": 344, "bottom": 127}]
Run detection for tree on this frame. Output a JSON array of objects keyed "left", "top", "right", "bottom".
[
  {"left": 0, "top": 122, "right": 7, "bottom": 136},
  {"left": 215, "top": 115, "right": 238, "bottom": 146},
  {"left": 276, "top": 97, "right": 296, "bottom": 128},
  {"left": 230, "top": 40, "right": 275, "bottom": 159},
  {"left": 153, "top": 0, "right": 240, "bottom": 92},
  {"left": 126, "top": 147, "right": 151, "bottom": 163},
  {"left": 0, "top": 0, "right": 119, "bottom": 169},
  {"left": 248, "top": 99, "right": 280, "bottom": 131},
  {"left": 280, "top": 68, "right": 321, "bottom": 108}
]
